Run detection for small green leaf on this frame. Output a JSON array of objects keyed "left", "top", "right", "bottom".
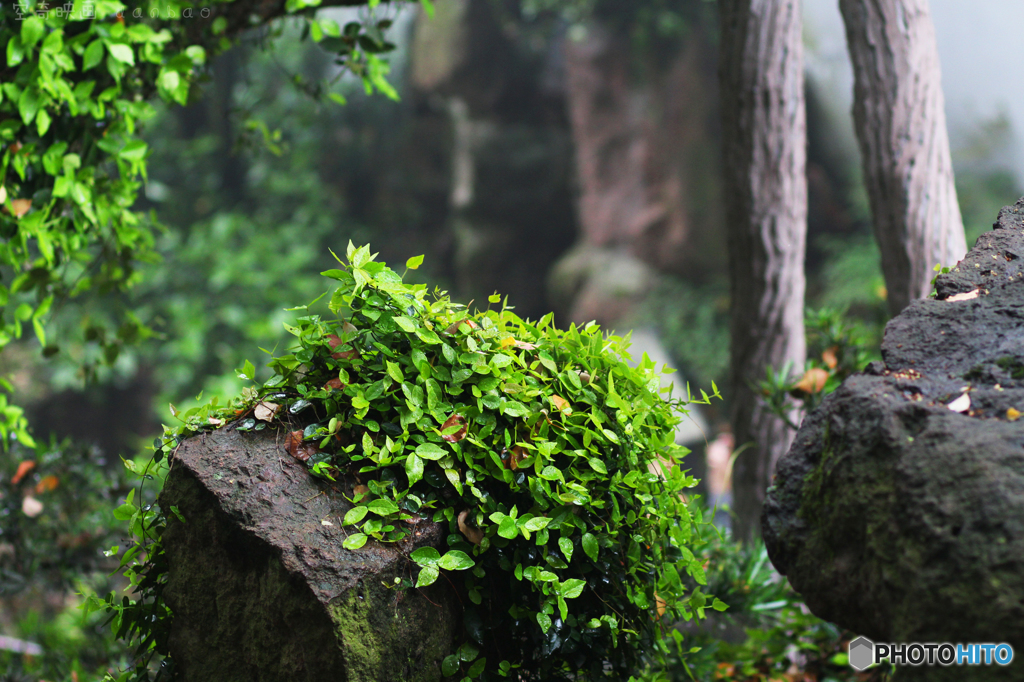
[
  {"left": 712, "top": 598, "right": 728, "bottom": 612},
  {"left": 582, "top": 533, "right": 599, "bottom": 561},
  {"left": 558, "top": 536, "right": 573, "bottom": 562},
  {"left": 405, "top": 453, "right": 424, "bottom": 486},
  {"left": 498, "top": 516, "right": 518, "bottom": 539},
  {"left": 536, "top": 612, "right": 552, "bottom": 633},
  {"left": 410, "top": 547, "right": 441, "bottom": 566},
  {"left": 415, "top": 442, "right": 447, "bottom": 460},
  {"left": 416, "top": 564, "right": 439, "bottom": 587},
  {"left": 107, "top": 43, "right": 135, "bottom": 65},
  {"left": 367, "top": 498, "right": 399, "bottom": 516},
  {"left": 587, "top": 457, "right": 607, "bottom": 474},
  {"left": 442, "top": 654, "right": 460, "bottom": 677},
  {"left": 343, "top": 533, "right": 368, "bottom": 550},
  {"left": 438, "top": 550, "right": 475, "bottom": 571},
  {"left": 406, "top": 254, "right": 424, "bottom": 270},
  {"left": 386, "top": 359, "right": 404, "bottom": 383},
  {"left": 343, "top": 506, "right": 368, "bottom": 525},
  {"left": 560, "top": 578, "right": 586, "bottom": 599}
]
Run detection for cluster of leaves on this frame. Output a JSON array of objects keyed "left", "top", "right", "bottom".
[
  {"left": 759, "top": 308, "right": 881, "bottom": 430},
  {"left": 0, "top": 438, "right": 134, "bottom": 680},
  {"left": 101, "top": 244, "right": 722, "bottom": 681},
  {"left": 0, "top": 0, "right": 412, "bottom": 437},
  {"left": 646, "top": 533, "right": 891, "bottom": 682}
]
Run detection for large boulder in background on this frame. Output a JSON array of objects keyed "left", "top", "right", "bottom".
[
  {"left": 763, "top": 199, "right": 1024, "bottom": 679},
  {"left": 160, "top": 425, "right": 458, "bottom": 682}
]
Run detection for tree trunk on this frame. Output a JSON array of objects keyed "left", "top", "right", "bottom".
[
  {"left": 719, "top": 0, "right": 807, "bottom": 541},
  {"left": 839, "top": 0, "right": 967, "bottom": 317}
]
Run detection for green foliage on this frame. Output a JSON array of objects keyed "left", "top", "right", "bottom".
[
  {"left": 759, "top": 308, "right": 881, "bottom": 430},
  {"left": 101, "top": 245, "right": 721, "bottom": 681},
  {"left": 644, "top": 532, "right": 891, "bottom": 682},
  {"left": 0, "top": 0, "right": 406, "bottom": 435},
  {"left": 0, "top": 438, "right": 134, "bottom": 680}
]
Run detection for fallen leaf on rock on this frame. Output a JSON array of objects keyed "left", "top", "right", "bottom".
[
  {"left": 440, "top": 413, "right": 467, "bottom": 443},
  {"left": 457, "top": 509, "right": 484, "bottom": 545},
  {"left": 321, "top": 519, "right": 334, "bottom": 526},
  {"left": 352, "top": 484, "right": 369, "bottom": 500},
  {"left": 946, "top": 290, "right": 980, "bottom": 302},
  {"left": 34, "top": 475, "right": 59, "bottom": 494},
  {"left": 208, "top": 417, "right": 224, "bottom": 426},
  {"left": 1007, "top": 407, "right": 1021, "bottom": 421},
  {"left": 794, "top": 368, "right": 829, "bottom": 394},
  {"left": 285, "top": 430, "right": 317, "bottom": 462},
  {"left": 11, "top": 461, "right": 35, "bottom": 485},
  {"left": 254, "top": 401, "right": 279, "bottom": 422},
  {"left": 946, "top": 393, "right": 971, "bottom": 413},
  {"left": 22, "top": 495, "right": 43, "bottom": 518}
]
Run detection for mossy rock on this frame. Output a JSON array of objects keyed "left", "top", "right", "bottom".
[{"left": 160, "top": 425, "right": 458, "bottom": 682}]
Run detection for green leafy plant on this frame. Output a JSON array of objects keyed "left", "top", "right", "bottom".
[
  {"left": 0, "top": 0, "right": 412, "bottom": 437},
  {"left": 99, "top": 244, "right": 721, "bottom": 681},
  {"left": 759, "top": 308, "right": 881, "bottom": 429}
]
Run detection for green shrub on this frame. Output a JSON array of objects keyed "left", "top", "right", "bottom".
[{"left": 100, "top": 244, "right": 721, "bottom": 681}]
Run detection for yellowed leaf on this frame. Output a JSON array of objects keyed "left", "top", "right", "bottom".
[
  {"left": 1007, "top": 407, "right": 1021, "bottom": 422},
  {"left": 822, "top": 346, "right": 838, "bottom": 370},
  {"left": 499, "top": 336, "right": 516, "bottom": 349},
  {"left": 254, "top": 401, "right": 279, "bottom": 422}
]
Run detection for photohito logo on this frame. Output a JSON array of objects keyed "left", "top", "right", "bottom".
[{"left": 848, "top": 636, "right": 1014, "bottom": 671}]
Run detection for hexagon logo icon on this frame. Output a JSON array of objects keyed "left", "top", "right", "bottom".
[{"left": 848, "top": 636, "right": 875, "bottom": 671}]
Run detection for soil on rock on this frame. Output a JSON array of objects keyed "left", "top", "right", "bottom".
[
  {"left": 763, "top": 198, "right": 1024, "bottom": 681},
  {"left": 161, "top": 424, "right": 458, "bottom": 682}
]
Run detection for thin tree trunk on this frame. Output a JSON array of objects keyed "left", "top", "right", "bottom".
[
  {"left": 839, "top": 0, "right": 967, "bottom": 316},
  {"left": 719, "top": 0, "right": 807, "bottom": 541}
]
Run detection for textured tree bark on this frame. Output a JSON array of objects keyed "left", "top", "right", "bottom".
[
  {"left": 839, "top": 0, "right": 967, "bottom": 317},
  {"left": 719, "top": 0, "right": 807, "bottom": 541}
]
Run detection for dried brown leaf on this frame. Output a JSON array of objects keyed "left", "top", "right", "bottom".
[
  {"left": 444, "top": 318, "right": 479, "bottom": 335},
  {"left": 550, "top": 395, "right": 572, "bottom": 415},
  {"left": 324, "top": 377, "right": 345, "bottom": 391},
  {"left": 821, "top": 346, "right": 839, "bottom": 370},
  {"left": 254, "top": 401, "right": 279, "bottom": 422},
  {"left": 9, "top": 199, "right": 31, "bottom": 217},
  {"left": 11, "top": 460, "right": 35, "bottom": 485},
  {"left": 457, "top": 510, "right": 484, "bottom": 545},
  {"left": 440, "top": 413, "right": 467, "bottom": 443},
  {"left": 793, "top": 368, "right": 828, "bottom": 394},
  {"left": 35, "top": 475, "right": 59, "bottom": 494}
]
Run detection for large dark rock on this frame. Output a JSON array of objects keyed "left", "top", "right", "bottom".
[
  {"left": 763, "top": 199, "right": 1024, "bottom": 679},
  {"left": 160, "top": 424, "right": 459, "bottom": 682}
]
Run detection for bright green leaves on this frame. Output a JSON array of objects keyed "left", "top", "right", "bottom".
[
  {"left": 411, "top": 547, "right": 475, "bottom": 587},
  {"left": 415, "top": 442, "right": 446, "bottom": 460},
  {"left": 210, "top": 246, "right": 720, "bottom": 680}
]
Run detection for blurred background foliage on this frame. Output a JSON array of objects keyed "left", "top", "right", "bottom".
[{"left": 1, "top": 0, "right": 1020, "bottom": 680}]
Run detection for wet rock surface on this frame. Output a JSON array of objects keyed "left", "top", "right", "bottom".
[
  {"left": 161, "top": 425, "right": 458, "bottom": 682},
  {"left": 763, "top": 199, "right": 1024, "bottom": 679}
]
